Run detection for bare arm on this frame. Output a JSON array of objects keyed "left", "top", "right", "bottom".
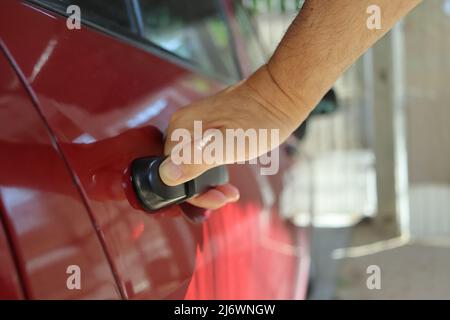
[{"left": 249, "top": 0, "right": 422, "bottom": 122}]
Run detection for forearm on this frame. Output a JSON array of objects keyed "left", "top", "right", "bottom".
[{"left": 248, "top": 0, "right": 421, "bottom": 122}]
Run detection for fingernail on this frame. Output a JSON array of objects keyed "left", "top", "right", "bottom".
[
  {"left": 231, "top": 190, "right": 240, "bottom": 202},
  {"left": 229, "top": 185, "right": 240, "bottom": 201},
  {"left": 159, "top": 158, "right": 183, "bottom": 184}
]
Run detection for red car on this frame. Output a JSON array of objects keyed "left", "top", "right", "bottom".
[{"left": 0, "top": 0, "right": 310, "bottom": 299}]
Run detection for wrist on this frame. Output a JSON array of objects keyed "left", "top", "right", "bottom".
[{"left": 244, "top": 64, "right": 312, "bottom": 125}]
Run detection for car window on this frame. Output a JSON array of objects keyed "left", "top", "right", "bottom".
[
  {"left": 232, "top": 1, "right": 269, "bottom": 73},
  {"left": 139, "top": 0, "right": 240, "bottom": 82},
  {"left": 33, "top": 0, "right": 240, "bottom": 83}
]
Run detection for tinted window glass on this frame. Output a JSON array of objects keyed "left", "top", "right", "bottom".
[
  {"left": 232, "top": 1, "right": 268, "bottom": 73},
  {"left": 139, "top": 0, "right": 240, "bottom": 81},
  {"left": 34, "top": 0, "right": 240, "bottom": 82}
]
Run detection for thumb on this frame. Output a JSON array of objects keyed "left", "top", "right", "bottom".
[{"left": 159, "top": 133, "right": 223, "bottom": 186}]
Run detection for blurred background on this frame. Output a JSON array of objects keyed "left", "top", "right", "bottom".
[{"left": 229, "top": 0, "right": 450, "bottom": 299}]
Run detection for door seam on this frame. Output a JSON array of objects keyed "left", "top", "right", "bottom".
[{"left": 0, "top": 40, "right": 126, "bottom": 299}]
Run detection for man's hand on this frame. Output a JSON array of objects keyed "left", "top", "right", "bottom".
[{"left": 159, "top": 66, "right": 304, "bottom": 209}]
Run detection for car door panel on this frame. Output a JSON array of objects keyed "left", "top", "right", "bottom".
[{"left": 0, "top": 43, "right": 120, "bottom": 299}]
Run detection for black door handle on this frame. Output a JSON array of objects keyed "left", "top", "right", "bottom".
[{"left": 130, "top": 157, "right": 229, "bottom": 211}]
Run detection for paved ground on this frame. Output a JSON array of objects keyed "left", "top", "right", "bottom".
[
  {"left": 336, "top": 242, "right": 450, "bottom": 299},
  {"left": 307, "top": 227, "right": 352, "bottom": 300},
  {"left": 307, "top": 218, "right": 450, "bottom": 299}
]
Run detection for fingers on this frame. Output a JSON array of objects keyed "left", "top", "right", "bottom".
[
  {"left": 180, "top": 184, "right": 240, "bottom": 223},
  {"left": 159, "top": 128, "right": 227, "bottom": 185},
  {"left": 158, "top": 155, "right": 218, "bottom": 186},
  {"left": 186, "top": 184, "right": 240, "bottom": 210}
]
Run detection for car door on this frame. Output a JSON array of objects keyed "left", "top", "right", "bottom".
[
  {"left": 0, "top": 41, "right": 120, "bottom": 299},
  {"left": 0, "top": 0, "right": 307, "bottom": 299}
]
